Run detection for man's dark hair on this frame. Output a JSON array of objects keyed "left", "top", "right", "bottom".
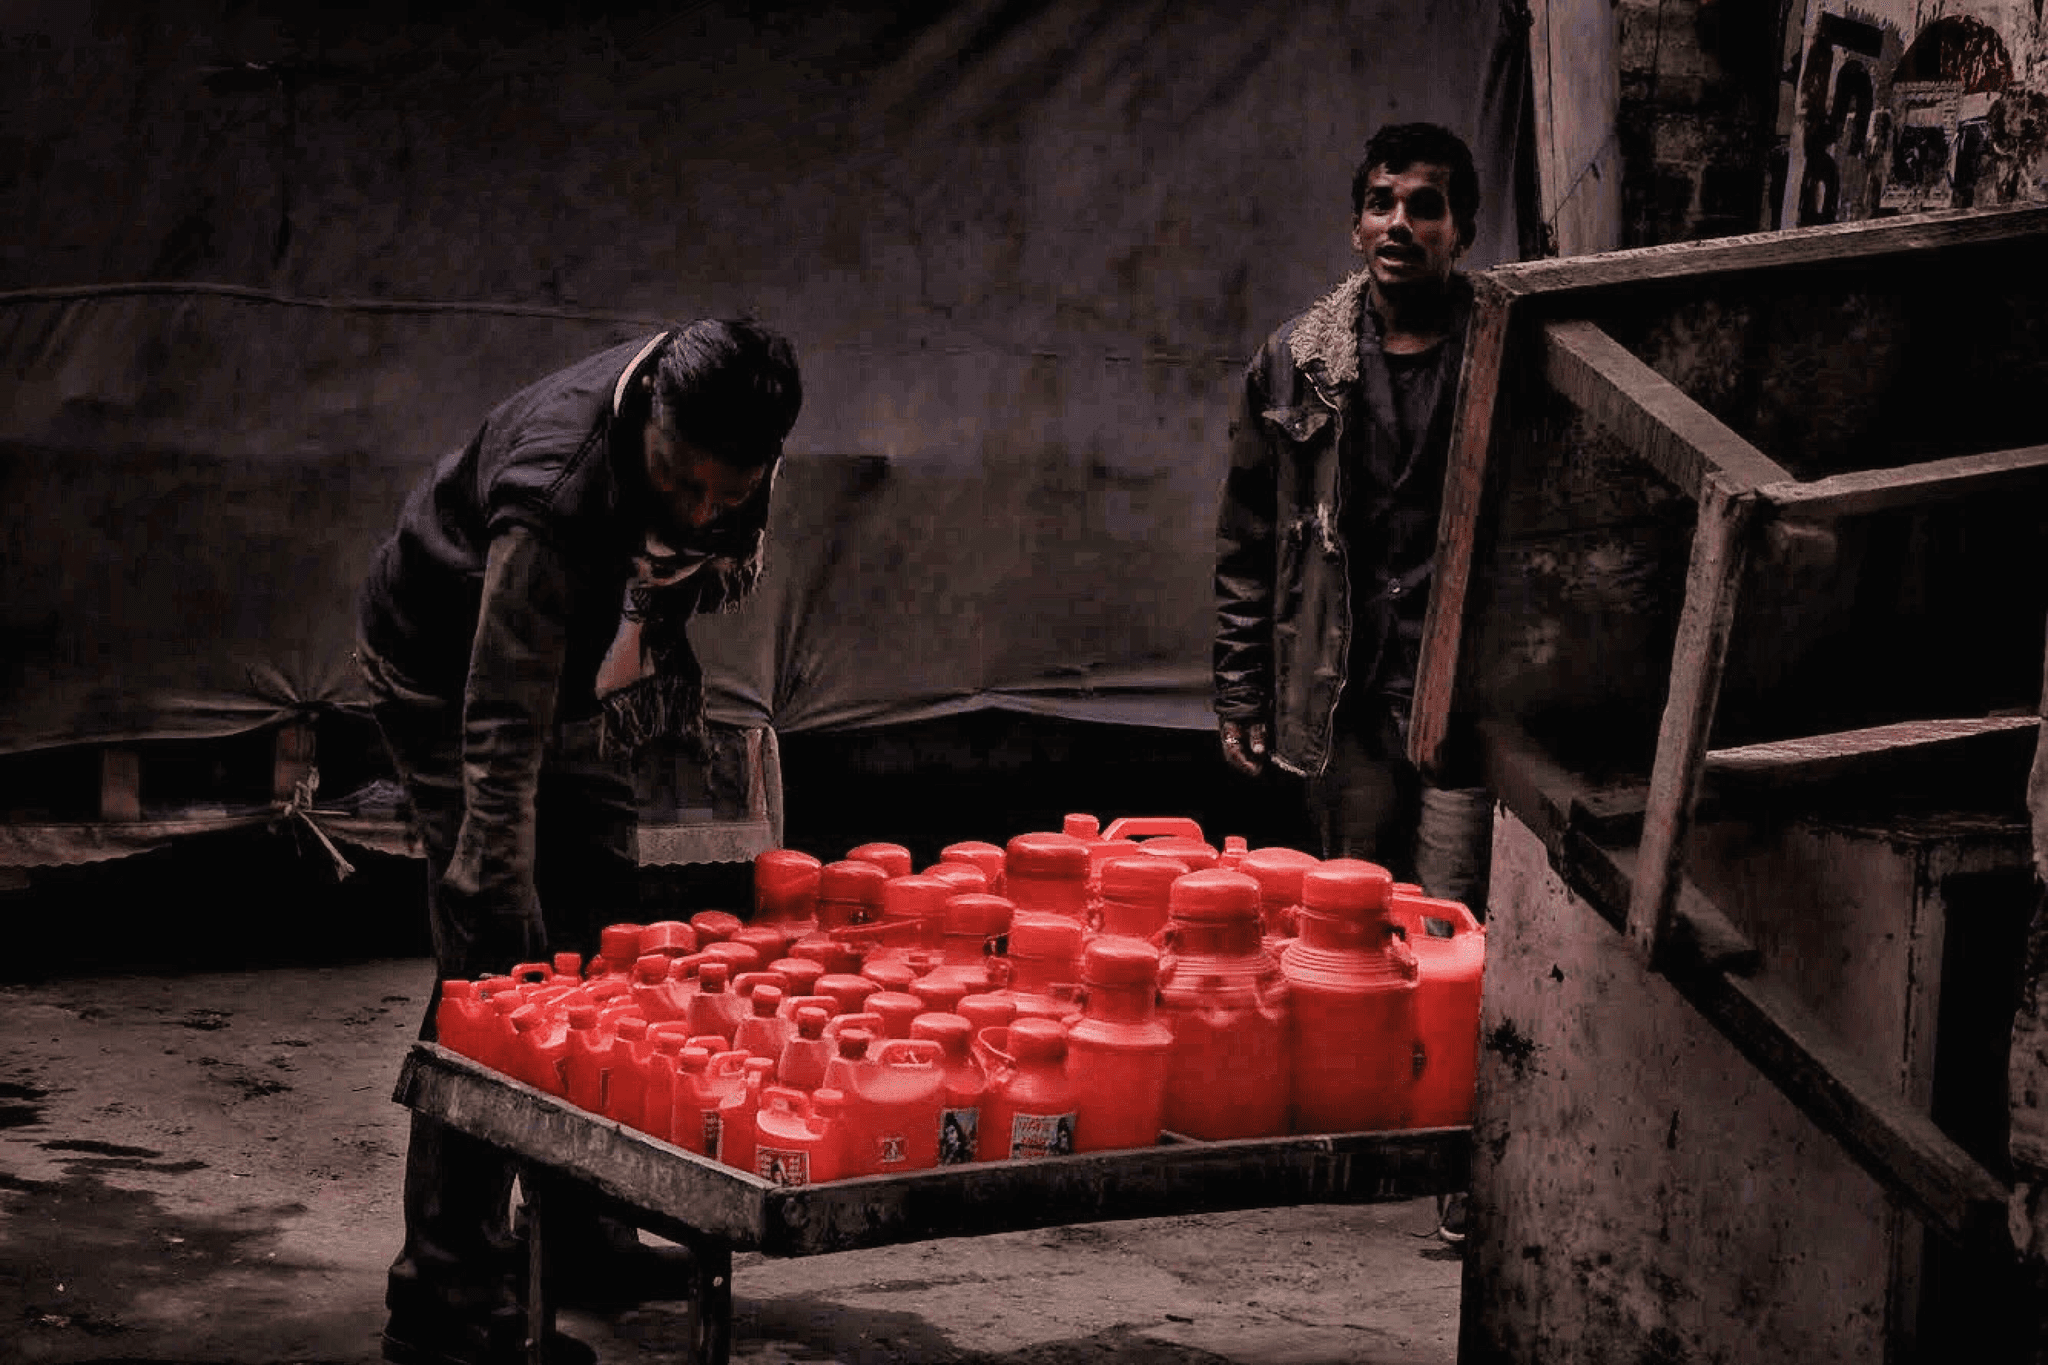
[
  {"left": 1351, "top": 122, "right": 1481, "bottom": 250},
  {"left": 651, "top": 317, "right": 803, "bottom": 470}
]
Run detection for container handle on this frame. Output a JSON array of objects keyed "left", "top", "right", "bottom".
[{"left": 1101, "top": 816, "right": 1206, "bottom": 843}]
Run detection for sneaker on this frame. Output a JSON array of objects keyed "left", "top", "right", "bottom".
[{"left": 1436, "top": 1192, "right": 1468, "bottom": 1245}]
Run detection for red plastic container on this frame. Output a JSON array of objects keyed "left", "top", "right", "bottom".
[
  {"left": 766, "top": 956, "right": 827, "bottom": 999},
  {"left": 774, "top": 1004, "right": 835, "bottom": 1091},
  {"left": 638, "top": 1023, "right": 695, "bottom": 1141},
  {"left": 587, "top": 925, "right": 647, "bottom": 980},
  {"left": 787, "top": 932, "right": 863, "bottom": 976},
  {"left": 815, "top": 972, "right": 882, "bottom": 1017},
  {"left": 1388, "top": 889, "right": 1487, "bottom": 1128},
  {"left": 1003, "top": 832, "right": 1092, "bottom": 919},
  {"left": 604, "top": 1016, "right": 654, "bottom": 1129},
  {"left": 631, "top": 953, "right": 694, "bottom": 1023},
  {"left": 507, "top": 1000, "right": 575, "bottom": 1096},
  {"left": 434, "top": 980, "right": 498, "bottom": 1064},
  {"left": 714, "top": 1056, "right": 777, "bottom": 1171},
  {"left": 734, "top": 924, "right": 793, "bottom": 968},
  {"left": 1238, "top": 846, "right": 1322, "bottom": 943},
  {"left": 1157, "top": 869, "right": 1291, "bottom": 1139},
  {"left": 754, "top": 848, "right": 823, "bottom": 925},
  {"left": 939, "top": 840, "right": 1008, "bottom": 895},
  {"left": 1091, "top": 855, "right": 1187, "bottom": 941},
  {"left": 667, "top": 1045, "right": 735, "bottom": 1156},
  {"left": 917, "top": 893, "right": 1012, "bottom": 998},
  {"left": 922, "top": 862, "right": 989, "bottom": 898},
  {"left": 847, "top": 842, "right": 914, "bottom": 879},
  {"left": 866, "top": 991, "right": 926, "bottom": 1039},
  {"left": 816, "top": 860, "right": 889, "bottom": 931},
  {"left": 989, "top": 913, "right": 1085, "bottom": 1021},
  {"left": 911, "top": 1013, "right": 987, "bottom": 1165},
  {"left": 976, "top": 1017, "right": 1078, "bottom": 1161},
  {"left": 639, "top": 920, "right": 700, "bottom": 958},
  {"left": 1282, "top": 859, "right": 1420, "bottom": 1134},
  {"left": 1064, "top": 939, "right": 1172, "bottom": 1152},
  {"left": 561, "top": 1002, "right": 614, "bottom": 1114},
  {"left": 732, "top": 983, "right": 795, "bottom": 1064},
  {"left": 1099, "top": 816, "right": 1206, "bottom": 843},
  {"left": 753, "top": 1085, "right": 848, "bottom": 1186},
  {"left": 686, "top": 962, "right": 746, "bottom": 1044},
  {"left": 861, "top": 959, "right": 919, "bottom": 993},
  {"left": 910, "top": 974, "right": 971, "bottom": 1017}
]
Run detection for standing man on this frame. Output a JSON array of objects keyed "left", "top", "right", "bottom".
[
  {"left": 358, "top": 318, "right": 801, "bottom": 1365},
  {"left": 1213, "top": 121, "right": 1494, "bottom": 913}
]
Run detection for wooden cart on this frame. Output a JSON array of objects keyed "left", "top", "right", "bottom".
[{"left": 394, "top": 1042, "right": 1471, "bottom": 1365}]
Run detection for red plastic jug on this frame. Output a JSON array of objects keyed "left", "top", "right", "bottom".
[
  {"left": 686, "top": 962, "right": 746, "bottom": 1044},
  {"left": 787, "top": 932, "right": 863, "bottom": 976},
  {"left": 561, "top": 1002, "right": 614, "bottom": 1115},
  {"left": 956, "top": 994, "right": 1018, "bottom": 1070},
  {"left": 989, "top": 913, "right": 1085, "bottom": 1021},
  {"left": 691, "top": 910, "right": 744, "bottom": 944},
  {"left": 911, "top": 1013, "right": 987, "bottom": 1165},
  {"left": 434, "top": 980, "right": 497, "bottom": 1064},
  {"left": 638, "top": 1024, "right": 695, "bottom": 1141},
  {"left": 734, "top": 924, "right": 793, "bottom": 968},
  {"left": 586, "top": 924, "right": 646, "bottom": 980},
  {"left": 1157, "top": 868, "right": 1291, "bottom": 1140},
  {"left": 910, "top": 974, "right": 971, "bottom": 1017},
  {"left": 686, "top": 1047, "right": 753, "bottom": 1160},
  {"left": 507, "top": 1000, "right": 576, "bottom": 1096},
  {"left": 603, "top": 1016, "right": 654, "bottom": 1129},
  {"left": 939, "top": 840, "right": 1008, "bottom": 895},
  {"left": 1239, "top": 846, "right": 1321, "bottom": 942},
  {"left": 977, "top": 1017, "right": 1079, "bottom": 1161},
  {"left": 766, "top": 956, "right": 827, "bottom": 999},
  {"left": 1065, "top": 939, "right": 1172, "bottom": 1153},
  {"left": 631, "top": 953, "right": 694, "bottom": 1023},
  {"left": 754, "top": 848, "right": 822, "bottom": 925},
  {"left": 847, "top": 842, "right": 914, "bottom": 879},
  {"left": 715, "top": 1056, "right": 777, "bottom": 1171},
  {"left": 1003, "top": 832, "right": 1092, "bottom": 919},
  {"left": 1282, "top": 859, "right": 1421, "bottom": 1134},
  {"left": 845, "top": 1038, "right": 946, "bottom": 1175},
  {"left": 923, "top": 862, "right": 990, "bottom": 898},
  {"left": 918, "top": 893, "right": 1012, "bottom": 997},
  {"left": 866, "top": 991, "right": 926, "bottom": 1039},
  {"left": 732, "top": 983, "right": 795, "bottom": 1064},
  {"left": 754, "top": 1085, "right": 848, "bottom": 1186},
  {"left": 815, "top": 972, "right": 882, "bottom": 1017},
  {"left": 639, "top": 920, "right": 700, "bottom": 958},
  {"left": 1388, "top": 889, "right": 1487, "bottom": 1128},
  {"left": 816, "top": 860, "right": 889, "bottom": 931},
  {"left": 869, "top": 874, "right": 954, "bottom": 960},
  {"left": 775, "top": 1004, "right": 836, "bottom": 1091},
  {"left": 1091, "top": 855, "right": 1187, "bottom": 941}
]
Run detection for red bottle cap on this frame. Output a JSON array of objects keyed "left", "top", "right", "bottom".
[
  {"left": 1168, "top": 868, "right": 1264, "bottom": 924},
  {"left": 837, "top": 1028, "right": 873, "bottom": 1059},
  {"left": 910, "top": 1012, "right": 973, "bottom": 1055},
  {"left": 699, "top": 962, "right": 731, "bottom": 993},
  {"left": 944, "top": 894, "right": 1014, "bottom": 938},
  {"left": 679, "top": 1046, "right": 713, "bottom": 1073},
  {"left": 617, "top": 1016, "right": 649, "bottom": 1041},
  {"left": 912, "top": 977, "right": 970, "bottom": 1016},
  {"left": 847, "top": 842, "right": 914, "bottom": 879},
  {"left": 690, "top": 910, "right": 744, "bottom": 943},
  {"left": 957, "top": 995, "right": 1017, "bottom": 1029},
  {"left": 552, "top": 952, "right": 583, "bottom": 979},
  {"left": 924, "top": 863, "right": 989, "bottom": 896},
  {"left": 1100, "top": 855, "right": 1186, "bottom": 905},
  {"left": 1006, "top": 912, "right": 1085, "bottom": 961},
  {"left": 567, "top": 1004, "right": 598, "bottom": 1029},
  {"left": 509, "top": 1003, "right": 544, "bottom": 1033},
  {"left": 442, "top": 980, "right": 476, "bottom": 1001},
  {"left": 794, "top": 1005, "right": 831, "bottom": 1038},
  {"left": 1062, "top": 813, "right": 1101, "bottom": 839},
  {"left": 1005, "top": 832, "right": 1090, "bottom": 878},
  {"left": 750, "top": 984, "right": 785, "bottom": 1016},
  {"left": 1300, "top": 859, "right": 1395, "bottom": 917},
  {"left": 598, "top": 924, "right": 644, "bottom": 967},
  {"left": 1239, "top": 846, "right": 1322, "bottom": 908},
  {"left": 1138, "top": 836, "right": 1219, "bottom": 871},
  {"left": 1008, "top": 1016, "right": 1068, "bottom": 1063},
  {"left": 881, "top": 874, "right": 954, "bottom": 925},
  {"left": 634, "top": 954, "right": 671, "bottom": 984},
  {"left": 1081, "top": 937, "right": 1161, "bottom": 986},
  {"left": 734, "top": 924, "right": 789, "bottom": 961}
]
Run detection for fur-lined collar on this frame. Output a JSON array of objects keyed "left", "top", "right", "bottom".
[{"left": 1287, "top": 270, "right": 1373, "bottom": 387}]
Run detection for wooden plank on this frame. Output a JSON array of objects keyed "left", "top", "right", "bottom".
[
  {"left": 1543, "top": 319, "right": 1795, "bottom": 497},
  {"left": 1527, "top": 0, "right": 1622, "bottom": 258},
  {"left": 1760, "top": 443, "right": 2048, "bottom": 520},
  {"left": 393, "top": 1044, "right": 773, "bottom": 1249},
  {"left": 758, "top": 1127, "right": 1470, "bottom": 1257},
  {"left": 1412, "top": 276, "right": 1517, "bottom": 780},
  {"left": 1487, "top": 203, "right": 2048, "bottom": 300},
  {"left": 1705, "top": 715, "right": 2039, "bottom": 781},
  {"left": 1628, "top": 478, "right": 1756, "bottom": 967},
  {"left": 1673, "top": 961, "right": 2011, "bottom": 1249},
  {"left": 1472, "top": 716, "right": 1594, "bottom": 857},
  {"left": 271, "top": 720, "right": 316, "bottom": 805},
  {"left": 98, "top": 747, "right": 140, "bottom": 822}
]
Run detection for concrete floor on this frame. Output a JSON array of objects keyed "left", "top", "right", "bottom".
[{"left": 0, "top": 955, "right": 1463, "bottom": 1365}]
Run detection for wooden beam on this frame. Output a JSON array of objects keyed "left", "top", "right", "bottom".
[
  {"left": 1705, "top": 715, "right": 2040, "bottom": 781},
  {"left": 1628, "top": 478, "right": 1756, "bottom": 968},
  {"left": 99, "top": 747, "right": 141, "bottom": 822},
  {"left": 1543, "top": 319, "right": 1795, "bottom": 497},
  {"left": 1412, "top": 276, "right": 1517, "bottom": 780},
  {"left": 1760, "top": 443, "right": 2048, "bottom": 520},
  {"left": 272, "top": 720, "right": 316, "bottom": 805},
  {"left": 1488, "top": 204, "right": 2048, "bottom": 300}
]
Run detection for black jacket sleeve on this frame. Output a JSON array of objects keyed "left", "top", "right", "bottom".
[{"left": 1215, "top": 344, "right": 1279, "bottom": 721}]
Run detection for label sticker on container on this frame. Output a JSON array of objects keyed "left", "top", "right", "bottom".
[
  {"left": 756, "top": 1146, "right": 809, "bottom": 1186},
  {"left": 939, "top": 1107, "right": 978, "bottom": 1164},
  {"left": 702, "top": 1111, "right": 722, "bottom": 1159},
  {"left": 877, "top": 1132, "right": 908, "bottom": 1165},
  {"left": 1010, "top": 1111, "right": 1076, "bottom": 1159}
]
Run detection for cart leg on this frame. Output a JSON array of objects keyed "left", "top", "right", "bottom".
[
  {"left": 522, "top": 1173, "right": 553, "bottom": 1365},
  {"left": 679, "top": 1229, "right": 733, "bottom": 1365}
]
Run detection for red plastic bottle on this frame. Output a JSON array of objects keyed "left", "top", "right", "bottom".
[
  {"left": 1065, "top": 939, "right": 1173, "bottom": 1152},
  {"left": 507, "top": 1000, "right": 575, "bottom": 1096},
  {"left": 916, "top": 893, "right": 1012, "bottom": 998},
  {"left": 631, "top": 953, "right": 694, "bottom": 1023},
  {"left": 754, "top": 848, "right": 822, "bottom": 927},
  {"left": 666, "top": 1046, "right": 719, "bottom": 1155},
  {"left": 1003, "top": 832, "right": 1092, "bottom": 919},
  {"left": 715, "top": 1056, "right": 777, "bottom": 1172},
  {"left": 1157, "top": 869, "right": 1291, "bottom": 1139},
  {"left": 733, "top": 983, "right": 795, "bottom": 1064},
  {"left": 561, "top": 1002, "right": 614, "bottom": 1115},
  {"left": 816, "top": 860, "right": 889, "bottom": 932},
  {"left": 753, "top": 1085, "right": 848, "bottom": 1186},
  {"left": 1282, "top": 859, "right": 1421, "bottom": 1134},
  {"left": 848, "top": 1039, "right": 946, "bottom": 1175},
  {"left": 638, "top": 1024, "right": 695, "bottom": 1141},
  {"left": 939, "top": 840, "right": 1008, "bottom": 896},
  {"left": 977, "top": 1017, "right": 1079, "bottom": 1161},
  {"left": 847, "top": 842, "right": 914, "bottom": 880},
  {"left": 990, "top": 913, "right": 1085, "bottom": 1021},
  {"left": 911, "top": 1013, "right": 987, "bottom": 1165},
  {"left": 686, "top": 962, "right": 746, "bottom": 1044},
  {"left": 434, "top": 980, "right": 497, "bottom": 1063},
  {"left": 603, "top": 1016, "right": 654, "bottom": 1129},
  {"left": 1091, "top": 855, "right": 1187, "bottom": 942},
  {"left": 775, "top": 1004, "right": 836, "bottom": 1091},
  {"left": 1388, "top": 888, "right": 1487, "bottom": 1128},
  {"left": 1238, "top": 846, "right": 1321, "bottom": 945}
]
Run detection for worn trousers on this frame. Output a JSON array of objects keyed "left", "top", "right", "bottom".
[{"left": 361, "top": 644, "right": 640, "bottom": 1328}]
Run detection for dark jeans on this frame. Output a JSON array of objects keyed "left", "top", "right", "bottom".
[{"left": 361, "top": 643, "right": 639, "bottom": 1330}]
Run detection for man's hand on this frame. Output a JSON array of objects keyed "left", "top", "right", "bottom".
[{"left": 1220, "top": 718, "right": 1270, "bottom": 777}]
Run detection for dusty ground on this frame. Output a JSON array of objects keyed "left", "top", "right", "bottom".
[{"left": 0, "top": 957, "right": 1461, "bottom": 1364}]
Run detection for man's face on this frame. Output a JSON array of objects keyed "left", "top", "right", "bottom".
[
  {"left": 1351, "top": 161, "right": 1466, "bottom": 296},
  {"left": 643, "top": 422, "right": 765, "bottom": 537}
]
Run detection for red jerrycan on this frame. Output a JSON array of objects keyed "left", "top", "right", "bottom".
[
  {"left": 844, "top": 1038, "right": 946, "bottom": 1176},
  {"left": 690, "top": 910, "right": 744, "bottom": 945},
  {"left": 754, "top": 847, "right": 822, "bottom": 927},
  {"left": 1388, "top": 888, "right": 1487, "bottom": 1128},
  {"left": 918, "top": 893, "right": 1012, "bottom": 998},
  {"left": 506, "top": 1000, "right": 576, "bottom": 1096},
  {"left": 715, "top": 1056, "right": 777, "bottom": 1171},
  {"left": 631, "top": 953, "right": 695, "bottom": 1024},
  {"left": 1065, "top": 939, "right": 1173, "bottom": 1153},
  {"left": 911, "top": 1013, "right": 986, "bottom": 1165},
  {"left": 1091, "top": 855, "right": 1186, "bottom": 942},
  {"left": 686, "top": 962, "right": 747, "bottom": 1045},
  {"left": 990, "top": 913, "right": 1085, "bottom": 1022},
  {"left": 1239, "top": 846, "right": 1322, "bottom": 945},
  {"left": 561, "top": 1002, "right": 616, "bottom": 1115},
  {"left": 956, "top": 995, "right": 1018, "bottom": 1070},
  {"left": 1003, "top": 832, "right": 1092, "bottom": 920},
  {"left": 753, "top": 1085, "right": 848, "bottom": 1186},
  {"left": 816, "top": 859, "right": 889, "bottom": 932},
  {"left": 847, "top": 842, "right": 914, "bottom": 879},
  {"left": 683, "top": 1048, "right": 752, "bottom": 1160},
  {"left": 774, "top": 1004, "right": 836, "bottom": 1091},
  {"left": 865, "top": 992, "right": 926, "bottom": 1040},
  {"left": 732, "top": 982, "right": 795, "bottom": 1063},
  {"left": 865, "top": 875, "right": 953, "bottom": 965},
  {"left": 602, "top": 1016, "right": 657, "bottom": 1130},
  {"left": 638, "top": 920, "right": 700, "bottom": 959},
  {"left": 734, "top": 924, "right": 794, "bottom": 968},
  {"left": 938, "top": 840, "right": 1008, "bottom": 896},
  {"left": 434, "top": 980, "right": 497, "bottom": 1064},
  {"left": 862, "top": 959, "right": 919, "bottom": 994},
  {"left": 976, "top": 1017, "right": 1079, "bottom": 1162},
  {"left": 1282, "top": 859, "right": 1421, "bottom": 1134},
  {"left": 636, "top": 1024, "right": 694, "bottom": 1141},
  {"left": 923, "top": 862, "right": 989, "bottom": 898},
  {"left": 1157, "top": 868, "right": 1292, "bottom": 1140}
]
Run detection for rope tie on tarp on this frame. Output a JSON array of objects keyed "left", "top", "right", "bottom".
[{"left": 280, "top": 769, "right": 356, "bottom": 881}]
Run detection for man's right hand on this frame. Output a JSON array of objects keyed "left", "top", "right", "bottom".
[{"left": 1220, "top": 718, "right": 1270, "bottom": 777}]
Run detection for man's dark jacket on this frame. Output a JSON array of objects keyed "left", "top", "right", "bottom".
[{"left": 1214, "top": 270, "right": 1472, "bottom": 777}]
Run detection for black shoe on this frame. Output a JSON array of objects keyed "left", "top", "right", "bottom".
[
  {"left": 381, "top": 1314, "right": 596, "bottom": 1365},
  {"left": 1437, "top": 1192, "right": 1469, "bottom": 1246},
  {"left": 547, "top": 1238, "right": 698, "bottom": 1314}
]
